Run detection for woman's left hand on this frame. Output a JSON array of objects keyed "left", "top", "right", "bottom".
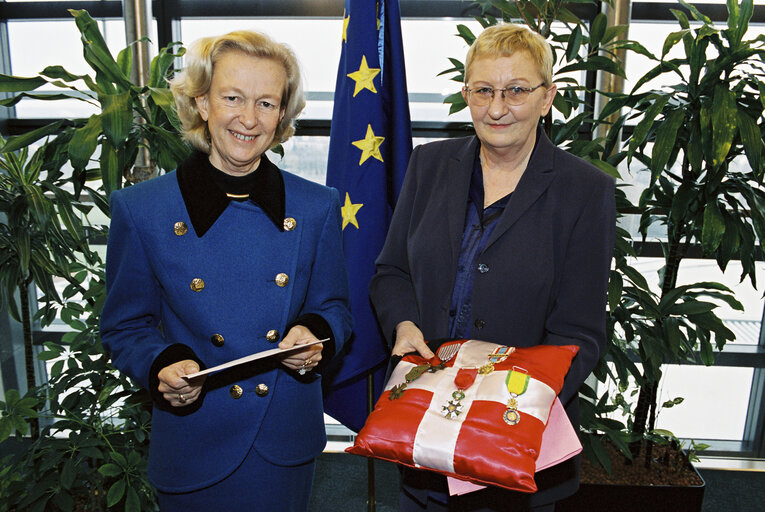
[{"left": 279, "top": 325, "right": 323, "bottom": 374}]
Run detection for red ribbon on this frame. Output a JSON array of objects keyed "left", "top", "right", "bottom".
[{"left": 454, "top": 368, "right": 478, "bottom": 390}]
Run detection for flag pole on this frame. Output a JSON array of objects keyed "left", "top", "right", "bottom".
[{"left": 366, "top": 371, "right": 376, "bottom": 511}]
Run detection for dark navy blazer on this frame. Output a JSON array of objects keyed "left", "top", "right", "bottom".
[
  {"left": 101, "top": 162, "right": 352, "bottom": 493},
  {"left": 369, "top": 129, "right": 615, "bottom": 504}
]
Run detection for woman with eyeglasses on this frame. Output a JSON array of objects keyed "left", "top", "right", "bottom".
[
  {"left": 100, "top": 30, "right": 351, "bottom": 511},
  {"left": 370, "top": 23, "right": 615, "bottom": 511}
]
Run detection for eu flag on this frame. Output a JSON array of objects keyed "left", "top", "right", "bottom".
[{"left": 323, "top": 0, "right": 412, "bottom": 432}]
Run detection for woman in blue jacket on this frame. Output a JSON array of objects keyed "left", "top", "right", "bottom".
[{"left": 100, "top": 30, "right": 352, "bottom": 511}]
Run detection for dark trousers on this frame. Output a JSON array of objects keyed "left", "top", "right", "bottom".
[{"left": 399, "top": 468, "right": 557, "bottom": 512}]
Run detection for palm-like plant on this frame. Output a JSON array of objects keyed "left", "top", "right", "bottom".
[
  {"left": 599, "top": 0, "right": 764, "bottom": 465},
  {"left": 0, "top": 141, "right": 93, "bottom": 439}
]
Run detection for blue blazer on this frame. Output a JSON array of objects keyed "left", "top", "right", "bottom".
[
  {"left": 100, "top": 159, "right": 352, "bottom": 493},
  {"left": 369, "top": 129, "right": 615, "bottom": 504}
]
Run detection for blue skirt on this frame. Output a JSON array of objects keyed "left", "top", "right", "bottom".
[{"left": 156, "top": 443, "right": 315, "bottom": 512}]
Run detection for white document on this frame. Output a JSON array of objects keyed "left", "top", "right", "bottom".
[{"left": 182, "top": 338, "right": 327, "bottom": 379}]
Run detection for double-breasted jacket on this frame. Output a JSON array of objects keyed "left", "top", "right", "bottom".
[{"left": 100, "top": 154, "right": 352, "bottom": 493}]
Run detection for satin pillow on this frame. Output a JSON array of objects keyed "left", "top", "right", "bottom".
[{"left": 346, "top": 339, "right": 579, "bottom": 493}]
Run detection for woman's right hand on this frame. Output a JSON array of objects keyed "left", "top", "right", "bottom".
[
  {"left": 393, "top": 321, "right": 435, "bottom": 358},
  {"left": 158, "top": 360, "right": 205, "bottom": 407}
]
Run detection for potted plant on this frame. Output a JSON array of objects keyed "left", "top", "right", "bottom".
[
  {"left": 0, "top": 9, "right": 190, "bottom": 511},
  {"left": 562, "top": 0, "right": 764, "bottom": 509}
]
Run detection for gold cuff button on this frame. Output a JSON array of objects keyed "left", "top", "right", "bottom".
[
  {"left": 275, "top": 273, "right": 289, "bottom": 287},
  {"left": 266, "top": 329, "right": 280, "bottom": 342},
  {"left": 190, "top": 278, "right": 205, "bottom": 292},
  {"left": 211, "top": 334, "right": 224, "bottom": 347},
  {"left": 255, "top": 383, "right": 269, "bottom": 397},
  {"left": 283, "top": 217, "right": 297, "bottom": 231},
  {"left": 230, "top": 385, "right": 243, "bottom": 399},
  {"left": 174, "top": 222, "right": 188, "bottom": 236}
]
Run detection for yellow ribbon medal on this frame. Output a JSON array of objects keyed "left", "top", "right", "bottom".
[{"left": 503, "top": 366, "right": 529, "bottom": 426}]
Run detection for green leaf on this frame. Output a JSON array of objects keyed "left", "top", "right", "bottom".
[
  {"left": 710, "top": 86, "right": 736, "bottom": 169},
  {"left": 126, "top": 487, "right": 140, "bottom": 512},
  {"left": 36, "top": 350, "right": 60, "bottom": 361},
  {"left": 149, "top": 43, "right": 185, "bottom": 88},
  {"left": 0, "top": 74, "right": 46, "bottom": 92},
  {"left": 0, "top": 417, "right": 12, "bottom": 443},
  {"left": 700, "top": 337, "right": 715, "bottom": 365},
  {"left": 736, "top": 110, "right": 762, "bottom": 175},
  {"left": 117, "top": 46, "right": 133, "bottom": 78},
  {"left": 98, "top": 463, "right": 122, "bottom": 478},
  {"left": 456, "top": 24, "right": 476, "bottom": 46},
  {"left": 589, "top": 13, "right": 607, "bottom": 49},
  {"left": 565, "top": 25, "right": 583, "bottom": 62},
  {"left": 70, "top": 9, "right": 131, "bottom": 89},
  {"left": 107, "top": 478, "right": 126, "bottom": 507},
  {"left": 41, "top": 65, "right": 88, "bottom": 83},
  {"left": 1, "top": 120, "right": 65, "bottom": 153},
  {"left": 602, "top": 25, "right": 628, "bottom": 46},
  {"left": 667, "top": 301, "right": 716, "bottom": 316},
  {"left": 662, "top": 397, "right": 684, "bottom": 408},
  {"left": 100, "top": 92, "right": 132, "bottom": 148},
  {"left": 100, "top": 139, "right": 122, "bottom": 195},
  {"left": 149, "top": 87, "right": 182, "bottom": 131},
  {"left": 671, "top": 8, "right": 691, "bottom": 29},
  {"left": 650, "top": 109, "right": 685, "bottom": 179},
  {"left": 68, "top": 114, "right": 102, "bottom": 172},
  {"left": 662, "top": 30, "right": 690, "bottom": 59},
  {"left": 628, "top": 95, "right": 670, "bottom": 156},
  {"left": 61, "top": 458, "right": 77, "bottom": 490},
  {"left": 679, "top": 0, "right": 712, "bottom": 24},
  {"left": 590, "top": 436, "right": 612, "bottom": 474},
  {"left": 558, "top": 56, "right": 625, "bottom": 79},
  {"left": 702, "top": 202, "right": 726, "bottom": 254}
]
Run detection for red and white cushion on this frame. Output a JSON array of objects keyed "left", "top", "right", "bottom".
[{"left": 346, "top": 339, "right": 579, "bottom": 493}]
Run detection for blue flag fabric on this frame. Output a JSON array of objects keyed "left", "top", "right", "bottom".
[{"left": 323, "top": 0, "right": 412, "bottom": 432}]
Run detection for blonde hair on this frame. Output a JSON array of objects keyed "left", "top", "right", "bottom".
[
  {"left": 169, "top": 30, "right": 306, "bottom": 153},
  {"left": 464, "top": 24, "right": 553, "bottom": 86}
]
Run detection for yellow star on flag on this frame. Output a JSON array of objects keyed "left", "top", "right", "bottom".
[
  {"left": 351, "top": 124, "right": 385, "bottom": 165},
  {"left": 342, "top": 12, "right": 350, "bottom": 43},
  {"left": 341, "top": 192, "right": 363, "bottom": 230},
  {"left": 347, "top": 55, "right": 380, "bottom": 97}
]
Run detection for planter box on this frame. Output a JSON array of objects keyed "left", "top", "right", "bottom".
[{"left": 556, "top": 470, "right": 705, "bottom": 512}]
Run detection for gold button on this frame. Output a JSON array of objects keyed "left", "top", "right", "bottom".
[
  {"left": 190, "top": 278, "right": 205, "bottom": 292},
  {"left": 174, "top": 221, "right": 188, "bottom": 236},
  {"left": 230, "top": 385, "right": 243, "bottom": 399},
  {"left": 211, "top": 334, "right": 224, "bottom": 347},
  {"left": 275, "top": 273, "right": 289, "bottom": 287},
  {"left": 283, "top": 217, "right": 297, "bottom": 231},
  {"left": 255, "top": 383, "right": 269, "bottom": 397},
  {"left": 266, "top": 329, "right": 280, "bottom": 342}
]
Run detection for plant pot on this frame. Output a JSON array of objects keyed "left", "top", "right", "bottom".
[
  {"left": 556, "top": 441, "right": 705, "bottom": 512},
  {"left": 556, "top": 472, "right": 705, "bottom": 512}
]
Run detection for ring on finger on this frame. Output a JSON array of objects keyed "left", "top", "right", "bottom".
[{"left": 178, "top": 393, "right": 186, "bottom": 403}]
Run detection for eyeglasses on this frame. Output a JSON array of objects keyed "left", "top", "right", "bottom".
[{"left": 463, "top": 83, "right": 547, "bottom": 106}]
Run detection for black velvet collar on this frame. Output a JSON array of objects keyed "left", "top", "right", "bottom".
[{"left": 176, "top": 151, "right": 286, "bottom": 237}]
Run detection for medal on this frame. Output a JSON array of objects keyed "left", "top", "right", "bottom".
[
  {"left": 489, "top": 345, "right": 515, "bottom": 363},
  {"left": 442, "top": 368, "right": 477, "bottom": 419},
  {"left": 503, "top": 366, "right": 529, "bottom": 426},
  {"left": 388, "top": 359, "right": 445, "bottom": 400},
  {"left": 436, "top": 342, "right": 461, "bottom": 363}
]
